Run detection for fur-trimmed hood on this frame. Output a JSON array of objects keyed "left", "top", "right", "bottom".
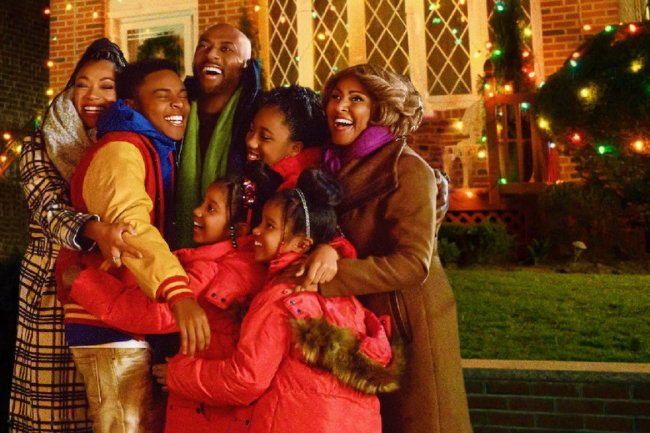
[{"left": 291, "top": 315, "right": 404, "bottom": 394}]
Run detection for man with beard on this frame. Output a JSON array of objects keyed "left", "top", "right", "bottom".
[{"left": 175, "top": 23, "right": 261, "bottom": 248}]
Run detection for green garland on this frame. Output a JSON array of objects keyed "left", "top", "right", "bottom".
[
  {"left": 489, "top": 0, "right": 532, "bottom": 92},
  {"left": 137, "top": 35, "right": 184, "bottom": 75}
]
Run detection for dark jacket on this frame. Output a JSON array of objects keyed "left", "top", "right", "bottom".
[{"left": 183, "top": 59, "right": 261, "bottom": 176}]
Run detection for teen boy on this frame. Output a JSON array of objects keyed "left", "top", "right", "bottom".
[{"left": 57, "top": 59, "right": 209, "bottom": 433}]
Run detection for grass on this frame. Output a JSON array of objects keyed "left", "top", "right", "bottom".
[{"left": 448, "top": 267, "right": 650, "bottom": 363}]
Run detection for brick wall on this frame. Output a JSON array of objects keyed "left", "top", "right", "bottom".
[
  {"left": 540, "top": 0, "right": 619, "bottom": 78},
  {"left": 198, "top": 0, "right": 254, "bottom": 34},
  {"left": 49, "top": 0, "right": 107, "bottom": 94},
  {"left": 464, "top": 361, "right": 650, "bottom": 433},
  {"left": 41, "top": 0, "right": 621, "bottom": 189},
  {"left": 0, "top": 0, "right": 50, "bottom": 132}
]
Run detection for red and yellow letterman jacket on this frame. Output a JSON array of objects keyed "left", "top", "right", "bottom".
[{"left": 57, "top": 130, "right": 193, "bottom": 331}]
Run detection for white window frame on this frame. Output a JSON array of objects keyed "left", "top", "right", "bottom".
[
  {"left": 257, "top": 0, "right": 544, "bottom": 112},
  {"left": 106, "top": 0, "right": 198, "bottom": 79}
]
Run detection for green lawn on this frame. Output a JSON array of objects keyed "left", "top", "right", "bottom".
[{"left": 448, "top": 268, "right": 650, "bottom": 363}]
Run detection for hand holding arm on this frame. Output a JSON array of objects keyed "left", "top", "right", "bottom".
[
  {"left": 82, "top": 220, "right": 142, "bottom": 267},
  {"left": 294, "top": 244, "right": 340, "bottom": 292},
  {"left": 320, "top": 154, "right": 436, "bottom": 297}
]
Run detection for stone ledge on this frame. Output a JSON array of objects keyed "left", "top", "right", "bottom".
[{"left": 462, "top": 359, "right": 650, "bottom": 383}]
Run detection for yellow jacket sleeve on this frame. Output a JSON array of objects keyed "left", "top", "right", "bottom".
[{"left": 83, "top": 141, "right": 193, "bottom": 302}]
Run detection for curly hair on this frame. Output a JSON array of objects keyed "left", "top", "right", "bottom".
[
  {"left": 322, "top": 64, "right": 423, "bottom": 136},
  {"left": 256, "top": 85, "right": 329, "bottom": 149}
]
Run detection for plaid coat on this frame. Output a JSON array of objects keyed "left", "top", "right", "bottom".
[{"left": 9, "top": 131, "right": 92, "bottom": 433}]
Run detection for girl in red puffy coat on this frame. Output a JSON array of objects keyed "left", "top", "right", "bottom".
[
  {"left": 63, "top": 176, "right": 267, "bottom": 433},
  {"left": 154, "top": 169, "right": 403, "bottom": 433}
]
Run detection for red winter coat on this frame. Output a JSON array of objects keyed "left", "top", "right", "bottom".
[
  {"left": 272, "top": 147, "right": 322, "bottom": 191},
  {"left": 70, "top": 236, "right": 267, "bottom": 433},
  {"left": 165, "top": 241, "right": 402, "bottom": 433}
]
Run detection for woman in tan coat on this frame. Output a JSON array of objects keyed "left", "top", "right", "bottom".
[{"left": 299, "top": 64, "right": 472, "bottom": 433}]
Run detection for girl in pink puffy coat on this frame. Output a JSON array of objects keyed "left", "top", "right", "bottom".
[{"left": 154, "top": 169, "right": 403, "bottom": 433}]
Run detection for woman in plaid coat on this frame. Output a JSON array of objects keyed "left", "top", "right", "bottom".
[{"left": 9, "top": 39, "right": 131, "bottom": 433}]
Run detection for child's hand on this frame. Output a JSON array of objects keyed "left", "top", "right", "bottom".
[
  {"left": 295, "top": 244, "right": 339, "bottom": 290},
  {"left": 152, "top": 363, "right": 168, "bottom": 391},
  {"left": 171, "top": 298, "right": 211, "bottom": 357}
]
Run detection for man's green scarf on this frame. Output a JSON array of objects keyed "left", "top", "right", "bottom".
[{"left": 175, "top": 87, "right": 242, "bottom": 248}]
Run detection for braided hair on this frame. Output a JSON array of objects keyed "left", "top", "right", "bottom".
[{"left": 65, "top": 38, "right": 127, "bottom": 90}]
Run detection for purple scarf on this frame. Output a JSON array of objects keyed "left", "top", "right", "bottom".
[{"left": 324, "top": 125, "right": 395, "bottom": 174}]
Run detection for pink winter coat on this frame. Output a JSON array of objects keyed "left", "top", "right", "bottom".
[
  {"left": 69, "top": 236, "right": 267, "bottom": 433},
  {"left": 165, "top": 240, "right": 402, "bottom": 433}
]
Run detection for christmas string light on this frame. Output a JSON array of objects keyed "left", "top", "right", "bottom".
[
  {"left": 570, "top": 132, "right": 582, "bottom": 144},
  {"left": 630, "top": 59, "right": 644, "bottom": 73}
]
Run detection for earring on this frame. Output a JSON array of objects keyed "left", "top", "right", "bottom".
[{"left": 229, "top": 225, "right": 238, "bottom": 249}]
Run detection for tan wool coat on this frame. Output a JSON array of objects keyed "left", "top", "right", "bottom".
[{"left": 320, "top": 138, "right": 472, "bottom": 433}]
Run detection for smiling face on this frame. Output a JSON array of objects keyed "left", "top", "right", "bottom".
[
  {"left": 325, "top": 74, "right": 375, "bottom": 147},
  {"left": 72, "top": 59, "right": 117, "bottom": 129},
  {"left": 252, "top": 200, "right": 304, "bottom": 262},
  {"left": 129, "top": 69, "right": 189, "bottom": 141},
  {"left": 192, "top": 24, "right": 251, "bottom": 98},
  {"left": 246, "top": 105, "right": 303, "bottom": 166},
  {"left": 192, "top": 182, "right": 231, "bottom": 245}
]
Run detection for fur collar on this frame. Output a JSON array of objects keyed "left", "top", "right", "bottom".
[{"left": 291, "top": 317, "right": 404, "bottom": 394}]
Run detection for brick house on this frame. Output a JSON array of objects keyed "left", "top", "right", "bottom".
[
  {"left": 40, "top": 0, "right": 640, "bottom": 239},
  {"left": 3, "top": 2, "right": 650, "bottom": 430},
  {"left": 5, "top": 0, "right": 646, "bottom": 229}
]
